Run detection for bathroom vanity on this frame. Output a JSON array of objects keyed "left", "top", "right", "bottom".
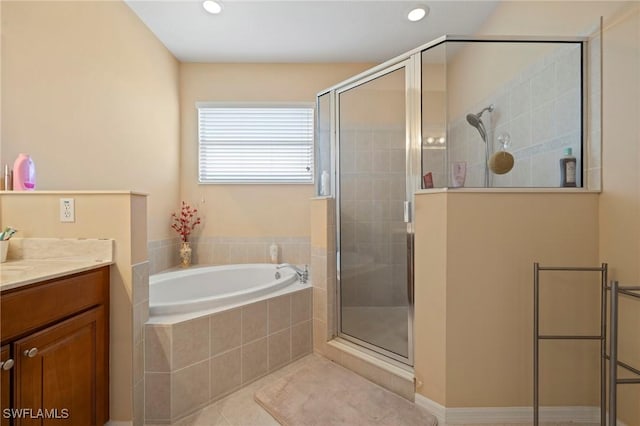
[{"left": 0, "top": 263, "right": 110, "bottom": 425}]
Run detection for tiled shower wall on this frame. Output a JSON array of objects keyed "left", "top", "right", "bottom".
[
  {"left": 148, "top": 236, "right": 310, "bottom": 274},
  {"left": 339, "top": 127, "right": 408, "bottom": 307},
  {"left": 448, "top": 43, "right": 583, "bottom": 188},
  {"left": 423, "top": 40, "right": 602, "bottom": 189}
]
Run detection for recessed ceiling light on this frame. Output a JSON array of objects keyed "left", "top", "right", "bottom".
[
  {"left": 407, "top": 6, "right": 428, "bottom": 22},
  {"left": 202, "top": 0, "right": 223, "bottom": 15}
]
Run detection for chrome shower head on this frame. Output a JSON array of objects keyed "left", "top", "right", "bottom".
[
  {"left": 465, "top": 104, "right": 494, "bottom": 142},
  {"left": 466, "top": 113, "right": 487, "bottom": 142}
]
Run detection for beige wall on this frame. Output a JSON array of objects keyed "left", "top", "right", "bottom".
[
  {"left": 414, "top": 192, "right": 447, "bottom": 403},
  {"left": 599, "top": 5, "right": 640, "bottom": 426},
  {"left": 1, "top": 0, "right": 180, "bottom": 241},
  {"left": 452, "top": 0, "right": 628, "bottom": 120},
  {"left": 415, "top": 192, "right": 600, "bottom": 408},
  {"left": 0, "top": 191, "right": 147, "bottom": 422},
  {"left": 179, "top": 63, "right": 372, "bottom": 238}
]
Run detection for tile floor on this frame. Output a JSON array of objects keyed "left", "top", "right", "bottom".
[
  {"left": 145, "top": 355, "right": 318, "bottom": 426},
  {"left": 145, "top": 353, "right": 601, "bottom": 426}
]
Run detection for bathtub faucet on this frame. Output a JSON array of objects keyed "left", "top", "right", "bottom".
[{"left": 277, "top": 263, "right": 309, "bottom": 284}]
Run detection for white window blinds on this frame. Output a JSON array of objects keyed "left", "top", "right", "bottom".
[{"left": 198, "top": 105, "right": 314, "bottom": 183}]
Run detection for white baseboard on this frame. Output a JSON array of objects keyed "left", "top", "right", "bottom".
[
  {"left": 414, "top": 394, "right": 446, "bottom": 424},
  {"left": 414, "top": 394, "right": 628, "bottom": 425}
]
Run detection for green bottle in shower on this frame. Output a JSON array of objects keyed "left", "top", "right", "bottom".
[{"left": 560, "top": 148, "right": 577, "bottom": 187}]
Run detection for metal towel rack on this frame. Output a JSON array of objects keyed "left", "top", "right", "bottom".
[
  {"left": 533, "top": 263, "right": 608, "bottom": 426},
  {"left": 608, "top": 281, "right": 640, "bottom": 426}
]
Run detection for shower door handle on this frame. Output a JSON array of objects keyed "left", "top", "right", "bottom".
[
  {"left": 403, "top": 201, "right": 411, "bottom": 223},
  {"left": 407, "top": 232, "right": 414, "bottom": 305}
]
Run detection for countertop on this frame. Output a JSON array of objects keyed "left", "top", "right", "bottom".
[
  {"left": 1, "top": 237, "right": 113, "bottom": 292},
  {"left": 1, "top": 259, "right": 113, "bottom": 292}
]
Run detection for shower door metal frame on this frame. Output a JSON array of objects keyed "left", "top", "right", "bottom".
[
  {"left": 322, "top": 33, "right": 591, "bottom": 368},
  {"left": 333, "top": 54, "right": 422, "bottom": 366}
]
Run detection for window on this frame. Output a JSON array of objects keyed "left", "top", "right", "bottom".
[{"left": 197, "top": 104, "right": 314, "bottom": 183}]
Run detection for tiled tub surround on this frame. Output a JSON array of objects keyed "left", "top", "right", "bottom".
[
  {"left": 148, "top": 237, "right": 181, "bottom": 275},
  {"left": 188, "top": 236, "right": 311, "bottom": 266},
  {"left": 148, "top": 236, "right": 311, "bottom": 275},
  {"left": 144, "top": 288, "right": 312, "bottom": 423},
  {"left": 132, "top": 261, "right": 150, "bottom": 426},
  {"left": 424, "top": 42, "right": 600, "bottom": 188}
]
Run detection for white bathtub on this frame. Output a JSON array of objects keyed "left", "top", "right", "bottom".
[
  {"left": 149, "top": 263, "right": 307, "bottom": 322},
  {"left": 145, "top": 263, "right": 314, "bottom": 422}
]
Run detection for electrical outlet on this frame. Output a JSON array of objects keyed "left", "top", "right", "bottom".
[{"left": 59, "top": 198, "right": 75, "bottom": 223}]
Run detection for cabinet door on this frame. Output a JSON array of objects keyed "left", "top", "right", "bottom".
[
  {"left": 1, "top": 345, "right": 11, "bottom": 426},
  {"left": 14, "top": 307, "right": 105, "bottom": 426}
]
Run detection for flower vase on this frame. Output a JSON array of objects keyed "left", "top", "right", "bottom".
[{"left": 179, "top": 241, "right": 192, "bottom": 268}]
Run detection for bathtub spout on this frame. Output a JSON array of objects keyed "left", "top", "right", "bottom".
[{"left": 277, "top": 263, "right": 308, "bottom": 284}]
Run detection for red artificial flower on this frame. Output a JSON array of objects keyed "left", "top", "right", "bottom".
[{"left": 171, "top": 201, "right": 201, "bottom": 242}]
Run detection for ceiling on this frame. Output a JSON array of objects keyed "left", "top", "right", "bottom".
[{"left": 125, "top": 0, "right": 500, "bottom": 63}]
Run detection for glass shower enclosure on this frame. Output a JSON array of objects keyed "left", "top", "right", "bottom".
[
  {"left": 336, "top": 62, "right": 416, "bottom": 363},
  {"left": 316, "top": 34, "right": 597, "bottom": 366}
]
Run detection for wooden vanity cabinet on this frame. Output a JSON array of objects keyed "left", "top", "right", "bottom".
[
  {"left": 0, "top": 266, "right": 109, "bottom": 426},
  {"left": 1, "top": 345, "right": 11, "bottom": 426}
]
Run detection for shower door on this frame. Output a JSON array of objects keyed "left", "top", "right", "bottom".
[{"left": 337, "top": 61, "right": 414, "bottom": 364}]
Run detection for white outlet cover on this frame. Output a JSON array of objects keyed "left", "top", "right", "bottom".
[{"left": 59, "top": 198, "right": 75, "bottom": 223}]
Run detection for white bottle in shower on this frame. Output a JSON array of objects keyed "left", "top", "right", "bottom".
[{"left": 320, "top": 170, "right": 330, "bottom": 196}]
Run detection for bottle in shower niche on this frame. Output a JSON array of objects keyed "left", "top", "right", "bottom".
[
  {"left": 13, "top": 153, "right": 36, "bottom": 191},
  {"left": 560, "top": 148, "right": 577, "bottom": 187}
]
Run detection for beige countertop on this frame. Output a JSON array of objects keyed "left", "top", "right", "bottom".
[
  {"left": 1, "top": 259, "right": 113, "bottom": 292},
  {"left": 0, "top": 238, "right": 114, "bottom": 292}
]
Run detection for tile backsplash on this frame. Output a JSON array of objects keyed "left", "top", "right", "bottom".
[
  {"left": 148, "top": 236, "right": 310, "bottom": 274},
  {"left": 7, "top": 237, "right": 113, "bottom": 261}
]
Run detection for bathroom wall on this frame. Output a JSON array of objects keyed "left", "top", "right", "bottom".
[
  {"left": 415, "top": 192, "right": 601, "bottom": 409},
  {"left": 0, "top": 191, "right": 148, "bottom": 424},
  {"left": 0, "top": 0, "right": 180, "bottom": 242},
  {"left": 471, "top": 2, "right": 639, "bottom": 423},
  {"left": 178, "top": 63, "right": 372, "bottom": 268},
  {"left": 598, "top": 5, "right": 640, "bottom": 426},
  {"left": 414, "top": 1, "right": 639, "bottom": 424}
]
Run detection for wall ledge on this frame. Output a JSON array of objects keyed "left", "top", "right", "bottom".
[
  {"left": 416, "top": 188, "right": 601, "bottom": 195},
  {"left": 0, "top": 190, "right": 149, "bottom": 196}
]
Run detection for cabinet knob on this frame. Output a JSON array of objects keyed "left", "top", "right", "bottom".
[
  {"left": 23, "top": 348, "right": 38, "bottom": 358},
  {"left": 0, "top": 359, "right": 15, "bottom": 370}
]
